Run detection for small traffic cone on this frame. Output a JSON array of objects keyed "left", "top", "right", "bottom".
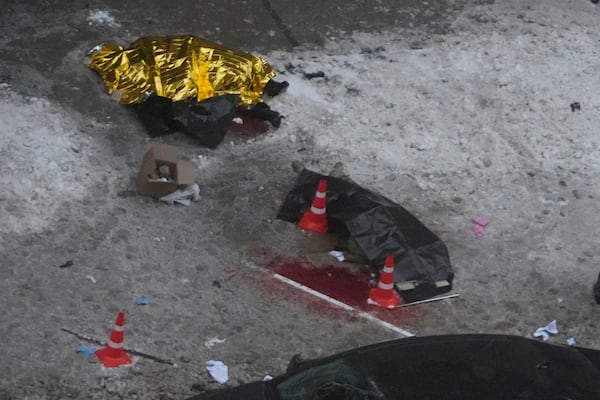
[
  {"left": 95, "top": 312, "right": 133, "bottom": 368},
  {"left": 368, "top": 254, "right": 401, "bottom": 309},
  {"left": 298, "top": 179, "right": 328, "bottom": 234}
]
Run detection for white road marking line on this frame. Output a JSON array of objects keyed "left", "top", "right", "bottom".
[{"left": 272, "top": 273, "right": 415, "bottom": 337}]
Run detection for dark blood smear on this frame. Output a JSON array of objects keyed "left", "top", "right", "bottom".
[{"left": 267, "top": 258, "right": 420, "bottom": 325}]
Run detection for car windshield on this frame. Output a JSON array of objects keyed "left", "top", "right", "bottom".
[{"left": 275, "top": 358, "right": 384, "bottom": 400}]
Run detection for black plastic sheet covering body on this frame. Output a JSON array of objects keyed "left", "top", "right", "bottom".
[
  {"left": 277, "top": 169, "right": 454, "bottom": 288},
  {"left": 132, "top": 94, "right": 238, "bottom": 148}
]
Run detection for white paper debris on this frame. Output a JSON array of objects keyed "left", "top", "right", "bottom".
[
  {"left": 567, "top": 337, "right": 576, "bottom": 346},
  {"left": 206, "top": 360, "right": 228, "bottom": 384},
  {"left": 328, "top": 250, "right": 345, "bottom": 262},
  {"left": 85, "top": 275, "right": 97, "bottom": 284},
  {"left": 204, "top": 337, "right": 226, "bottom": 348},
  {"left": 263, "top": 375, "right": 273, "bottom": 381},
  {"left": 533, "top": 320, "right": 558, "bottom": 341},
  {"left": 232, "top": 117, "right": 243, "bottom": 125},
  {"left": 159, "top": 184, "right": 200, "bottom": 206}
]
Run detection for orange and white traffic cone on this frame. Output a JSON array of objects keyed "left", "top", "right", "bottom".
[
  {"left": 368, "top": 254, "right": 401, "bottom": 309},
  {"left": 298, "top": 179, "right": 328, "bottom": 234},
  {"left": 95, "top": 312, "right": 133, "bottom": 368}
]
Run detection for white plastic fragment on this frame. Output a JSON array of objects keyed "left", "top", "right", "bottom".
[
  {"left": 263, "top": 375, "right": 273, "bottom": 381},
  {"left": 533, "top": 320, "right": 558, "bottom": 341},
  {"left": 85, "top": 275, "right": 97, "bottom": 284},
  {"left": 328, "top": 250, "right": 345, "bottom": 262},
  {"left": 159, "top": 184, "right": 200, "bottom": 206},
  {"left": 206, "top": 360, "right": 228, "bottom": 384},
  {"left": 204, "top": 337, "right": 226, "bottom": 348},
  {"left": 567, "top": 337, "right": 576, "bottom": 346},
  {"left": 232, "top": 117, "right": 243, "bottom": 125}
]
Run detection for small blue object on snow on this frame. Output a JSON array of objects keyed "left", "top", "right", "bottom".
[
  {"left": 76, "top": 346, "right": 96, "bottom": 355},
  {"left": 135, "top": 296, "right": 149, "bottom": 305},
  {"left": 557, "top": 297, "right": 564, "bottom": 304},
  {"left": 567, "top": 337, "right": 576, "bottom": 346}
]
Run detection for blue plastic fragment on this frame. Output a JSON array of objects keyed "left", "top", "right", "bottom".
[
  {"left": 135, "top": 296, "right": 149, "bottom": 305},
  {"left": 76, "top": 346, "right": 96, "bottom": 355}
]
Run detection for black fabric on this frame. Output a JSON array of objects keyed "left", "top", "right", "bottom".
[
  {"left": 131, "top": 94, "right": 238, "bottom": 148},
  {"left": 264, "top": 79, "right": 289, "bottom": 97},
  {"left": 238, "top": 102, "right": 283, "bottom": 128},
  {"left": 277, "top": 169, "right": 454, "bottom": 299},
  {"left": 171, "top": 94, "right": 238, "bottom": 148}
]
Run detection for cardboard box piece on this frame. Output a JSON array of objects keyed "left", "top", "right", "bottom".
[{"left": 138, "top": 143, "right": 196, "bottom": 198}]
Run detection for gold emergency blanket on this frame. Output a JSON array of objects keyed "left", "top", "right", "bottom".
[{"left": 88, "top": 35, "right": 277, "bottom": 106}]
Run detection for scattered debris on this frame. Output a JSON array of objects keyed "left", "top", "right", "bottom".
[
  {"left": 153, "top": 236, "right": 166, "bottom": 242},
  {"left": 159, "top": 184, "right": 200, "bottom": 206},
  {"left": 533, "top": 320, "right": 558, "bottom": 341},
  {"left": 567, "top": 337, "right": 577, "bottom": 346},
  {"left": 557, "top": 296, "right": 564, "bottom": 305},
  {"left": 396, "top": 293, "right": 460, "bottom": 308},
  {"left": 472, "top": 216, "right": 489, "bottom": 237},
  {"left": 263, "top": 375, "right": 273, "bottom": 381},
  {"left": 135, "top": 297, "right": 149, "bottom": 306},
  {"left": 206, "top": 360, "right": 229, "bottom": 384},
  {"left": 328, "top": 250, "right": 345, "bottom": 262},
  {"left": 303, "top": 71, "right": 326, "bottom": 79},
  {"left": 570, "top": 102, "right": 581, "bottom": 112},
  {"left": 85, "top": 275, "right": 97, "bottom": 284},
  {"left": 58, "top": 260, "right": 74, "bottom": 269},
  {"left": 76, "top": 346, "right": 97, "bottom": 355},
  {"left": 138, "top": 143, "right": 197, "bottom": 198},
  {"left": 204, "top": 337, "right": 226, "bottom": 349}
]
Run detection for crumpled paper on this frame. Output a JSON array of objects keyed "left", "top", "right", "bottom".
[
  {"left": 159, "top": 184, "right": 200, "bottom": 206},
  {"left": 533, "top": 320, "right": 558, "bottom": 341},
  {"left": 206, "top": 360, "right": 228, "bottom": 384}
]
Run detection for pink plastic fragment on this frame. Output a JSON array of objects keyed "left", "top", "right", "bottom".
[{"left": 472, "top": 216, "right": 489, "bottom": 237}]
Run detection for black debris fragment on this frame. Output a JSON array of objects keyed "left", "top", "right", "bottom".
[
  {"left": 303, "top": 71, "right": 326, "bottom": 80},
  {"left": 570, "top": 102, "right": 581, "bottom": 112},
  {"left": 58, "top": 260, "right": 74, "bottom": 269}
]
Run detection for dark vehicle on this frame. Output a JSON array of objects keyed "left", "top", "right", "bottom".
[{"left": 187, "top": 334, "right": 600, "bottom": 400}]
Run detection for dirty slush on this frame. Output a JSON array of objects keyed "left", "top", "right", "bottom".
[{"left": 2, "top": 0, "right": 600, "bottom": 399}]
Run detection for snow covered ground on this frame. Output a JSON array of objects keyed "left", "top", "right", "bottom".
[{"left": 1, "top": 0, "right": 600, "bottom": 398}]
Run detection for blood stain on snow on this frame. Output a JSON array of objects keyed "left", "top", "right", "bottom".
[{"left": 262, "top": 257, "right": 421, "bottom": 325}]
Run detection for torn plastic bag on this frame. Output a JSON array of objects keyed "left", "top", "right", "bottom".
[
  {"left": 277, "top": 168, "right": 454, "bottom": 301},
  {"left": 132, "top": 94, "right": 238, "bottom": 148}
]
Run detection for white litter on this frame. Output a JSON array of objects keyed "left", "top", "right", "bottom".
[
  {"left": 204, "top": 337, "right": 226, "bottom": 348},
  {"left": 85, "top": 275, "right": 97, "bottom": 284},
  {"left": 567, "top": 337, "right": 576, "bottom": 346},
  {"left": 263, "top": 375, "right": 273, "bottom": 381},
  {"left": 87, "top": 10, "right": 120, "bottom": 27},
  {"left": 533, "top": 320, "right": 558, "bottom": 341},
  {"left": 328, "top": 250, "right": 345, "bottom": 262},
  {"left": 206, "top": 360, "right": 228, "bottom": 384},
  {"left": 159, "top": 184, "right": 200, "bottom": 206},
  {"left": 232, "top": 117, "right": 243, "bottom": 125}
]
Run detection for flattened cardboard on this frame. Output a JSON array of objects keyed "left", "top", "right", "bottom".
[{"left": 138, "top": 143, "right": 197, "bottom": 198}]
